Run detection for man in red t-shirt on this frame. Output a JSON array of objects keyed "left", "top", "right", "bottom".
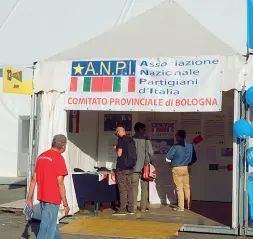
[{"left": 26, "top": 134, "right": 69, "bottom": 239}]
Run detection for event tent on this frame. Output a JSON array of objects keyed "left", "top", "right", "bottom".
[{"left": 31, "top": 0, "right": 251, "bottom": 235}]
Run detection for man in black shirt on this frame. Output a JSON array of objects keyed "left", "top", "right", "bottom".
[{"left": 113, "top": 126, "right": 134, "bottom": 215}]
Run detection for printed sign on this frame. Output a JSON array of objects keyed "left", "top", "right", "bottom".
[
  {"left": 108, "top": 172, "right": 117, "bottom": 185},
  {"left": 68, "top": 110, "right": 80, "bottom": 133},
  {"left": 65, "top": 56, "right": 223, "bottom": 112},
  {"left": 150, "top": 122, "right": 174, "bottom": 138},
  {"left": 149, "top": 122, "right": 175, "bottom": 155},
  {"left": 3, "top": 66, "right": 33, "bottom": 95}
]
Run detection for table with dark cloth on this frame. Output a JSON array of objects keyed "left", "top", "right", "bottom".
[{"left": 72, "top": 173, "right": 119, "bottom": 209}]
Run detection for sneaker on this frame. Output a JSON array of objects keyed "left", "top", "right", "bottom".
[
  {"left": 140, "top": 208, "right": 149, "bottom": 213},
  {"left": 112, "top": 210, "right": 126, "bottom": 216},
  {"left": 173, "top": 207, "right": 184, "bottom": 212}
]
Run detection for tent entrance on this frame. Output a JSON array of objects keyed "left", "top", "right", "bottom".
[{"left": 65, "top": 90, "right": 238, "bottom": 234}]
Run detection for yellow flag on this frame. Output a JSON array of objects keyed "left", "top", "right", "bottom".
[{"left": 3, "top": 66, "right": 33, "bottom": 95}]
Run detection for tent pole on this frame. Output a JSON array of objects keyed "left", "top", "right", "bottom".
[
  {"left": 237, "top": 88, "right": 248, "bottom": 236},
  {"left": 232, "top": 89, "right": 240, "bottom": 231},
  {"left": 26, "top": 62, "right": 37, "bottom": 198},
  {"left": 238, "top": 91, "right": 244, "bottom": 236},
  {"left": 96, "top": 112, "right": 100, "bottom": 164},
  {"left": 26, "top": 92, "right": 36, "bottom": 198},
  {"left": 245, "top": 105, "right": 250, "bottom": 232}
]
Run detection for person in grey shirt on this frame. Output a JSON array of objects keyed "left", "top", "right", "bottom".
[{"left": 132, "top": 122, "right": 154, "bottom": 212}]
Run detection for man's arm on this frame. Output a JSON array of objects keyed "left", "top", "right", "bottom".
[
  {"left": 57, "top": 176, "right": 70, "bottom": 216},
  {"left": 26, "top": 173, "right": 37, "bottom": 208},
  {"left": 147, "top": 140, "right": 154, "bottom": 157},
  {"left": 144, "top": 139, "right": 154, "bottom": 165},
  {"left": 115, "top": 138, "right": 123, "bottom": 157},
  {"left": 116, "top": 148, "right": 122, "bottom": 157},
  {"left": 166, "top": 146, "right": 177, "bottom": 162},
  {"left": 57, "top": 176, "right": 68, "bottom": 207},
  {"left": 113, "top": 145, "right": 123, "bottom": 157}
]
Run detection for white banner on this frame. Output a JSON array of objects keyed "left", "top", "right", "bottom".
[{"left": 65, "top": 56, "right": 223, "bottom": 112}]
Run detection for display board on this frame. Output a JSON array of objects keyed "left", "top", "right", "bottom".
[
  {"left": 150, "top": 121, "right": 175, "bottom": 154},
  {"left": 148, "top": 121, "right": 176, "bottom": 204},
  {"left": 145, "top": 98, "right": 233, "bottom": 203}
]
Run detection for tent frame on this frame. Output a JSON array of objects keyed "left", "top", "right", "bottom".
[
  {"left": 26, "top": 92, "right": 41, "bottom": 198},
  {"left": 243, "top": 94, "right": 253, "bottom": 237},
  {"left": 28, "top": 90, "right": 247, "bottom": 236}
]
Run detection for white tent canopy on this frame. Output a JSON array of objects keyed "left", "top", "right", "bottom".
[
  {"left": 48, "top": 0, "right": 239, "bottom": 61},
  {"left": 0, "top": 0, "right": 246, "bottom": 65},
  {"left": 174, "top": 0, "right": 247, "bottom": 55},
  {"left": 0, "top": 0, "right": 166, "bottom": 65},
  {"left": 34, "top": 0, "right": 246, "bottom": 93}
]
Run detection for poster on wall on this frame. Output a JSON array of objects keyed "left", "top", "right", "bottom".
[
  {"left": 149, "top": 122, "right": 175, "bottom": 155},
  {"left": 221, "top": 148, "right": 233, "bottom": 157},
  {"left": 204, "top": 114, "right": 225, "bottom": 144},
  {"left": 181, "top": 113, "right": 202, "bottom": 134},
  {"left": 65, "top": 56, "right": 223, "bottom": 112},
  {"left": 68, "top": 110, "right": 80, "bottom": 133},
  {"left": 104, "top": 114, "right": 132, "bottom": 131},
  {"left": 152, "top": 139, "right": 174, "bottom": 155}
]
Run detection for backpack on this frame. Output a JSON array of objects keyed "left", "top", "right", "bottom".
[{"left": 122, "top": 136, "right": 137, "bottom": 168}]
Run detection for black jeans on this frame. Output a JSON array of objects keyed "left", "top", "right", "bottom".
[{"left": 116, "top": 170, "right": 134, "bottom": 212}]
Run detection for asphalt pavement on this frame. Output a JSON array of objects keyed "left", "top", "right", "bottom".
[{"left": 0, "top": 184, "right": 248, "bottom": 239}]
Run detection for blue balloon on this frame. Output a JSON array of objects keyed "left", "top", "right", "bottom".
[
  {"left": 247, "top": 147, "right": 253, "bottom": 167},
  {"left": 233, "top": 119, "right": 252, "bottom": 139},
  {"left": 246, "top": 86, "right": 253, "bottom": 106}
]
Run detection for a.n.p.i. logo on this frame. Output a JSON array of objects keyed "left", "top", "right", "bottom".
[{"left": 69, "top": 60, "right": 136, "bottom": 93}]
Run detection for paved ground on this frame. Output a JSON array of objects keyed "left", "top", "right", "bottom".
[
  {"left": 0, "top": 214, "right": 246, "bottom": 239},
  {"left": 0, "top": 184, "right": 26, "bottom": 205},
  {"left": 0, "top": 184, "right": 249, "bottom": 238}
]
